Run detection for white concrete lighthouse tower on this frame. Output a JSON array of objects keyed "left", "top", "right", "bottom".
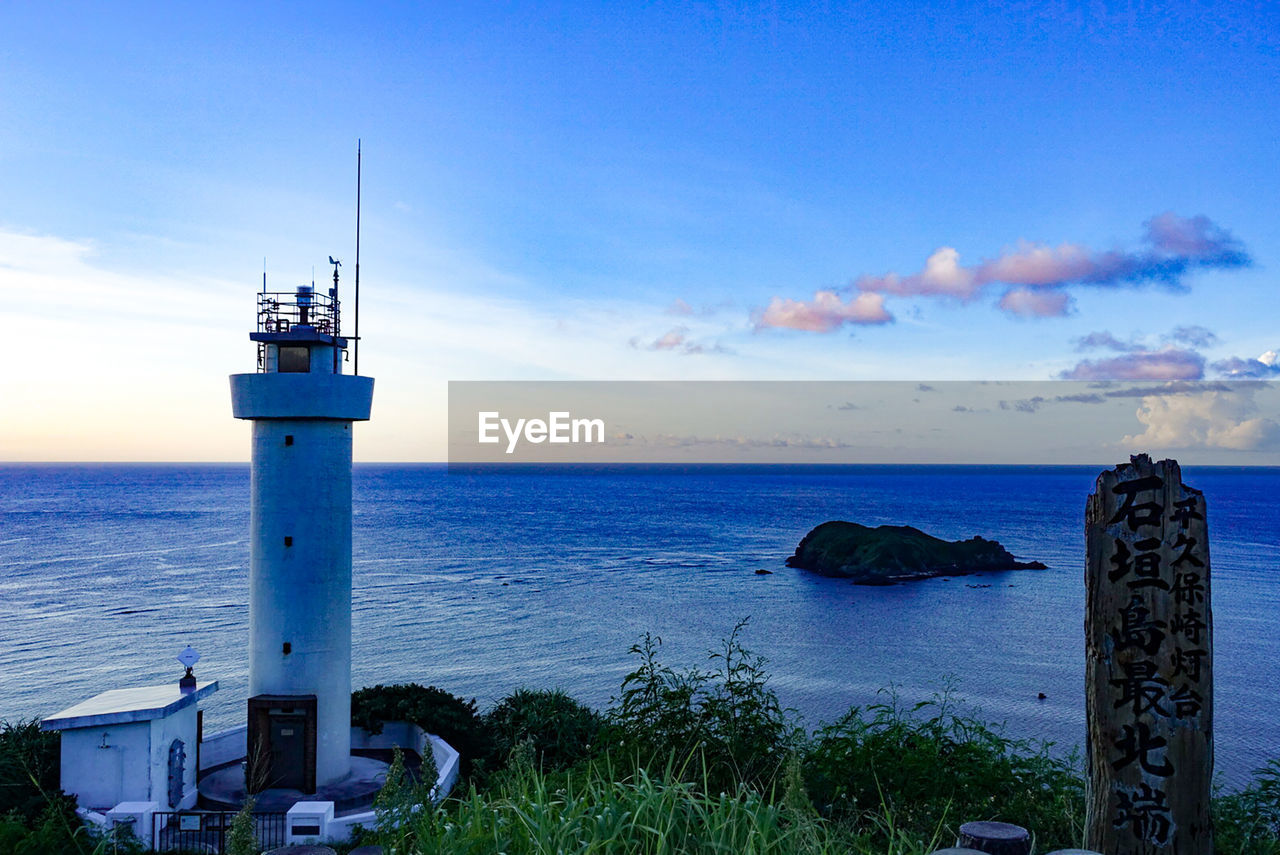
[{"left": 229, "top": 266, "right": 372, "bottom": 793}]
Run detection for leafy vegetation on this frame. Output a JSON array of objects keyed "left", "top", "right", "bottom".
[
  {"left": 607, "top": 619, "right": 799, "bottom": 793},
  {"left": 352, "top": 683, "right": 494, "bottom": 780},
  {"left": 0, "top": 722, "right": 59, "bottom": 825},
  {"left": 4, "top": 626, "right": 1280, "bottom": 854},
  {"left": 360, "top": 625, "right": 1278, "bottom": 855},
  {"left": 485, "top": 688, "right": 602, "bottom": 775},
  {"left": 1214, "top": 759, "right": 1280, "bottom": 855},
  {"left": 802, "top": 688, "right": 1084, "bottom": 850},
  {"left": 224, "top": 796, "right": 257, "bottom": 855},
  {"left": 367, "top": 754, "right": 874, "bottom": 855}
]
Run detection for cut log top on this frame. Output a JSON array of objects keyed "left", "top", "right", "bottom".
[{"left": 957, "top": 821, "right": 1031, "bottom": 855}]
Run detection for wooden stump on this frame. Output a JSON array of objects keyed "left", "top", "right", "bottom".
[{"left": 956, "top": 821, "right": 1031, "bottom": 855}]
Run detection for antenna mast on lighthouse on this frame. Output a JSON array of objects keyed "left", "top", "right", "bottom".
[{"left": 354, "top": 140, "right": 362, "bottom": 376}]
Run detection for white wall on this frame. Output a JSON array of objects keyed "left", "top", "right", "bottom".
[
  {"left": 199, "top": 724, "right": 247, "bottom": 772},
  {"left": 59, "top": 706, "right": 202, "bottom": 812},
  {"left": 148, "top": 704, "right": 199, "bottom": 809},
  {"left": 60, "top": 723, "right": 149, "bottom": 812}
]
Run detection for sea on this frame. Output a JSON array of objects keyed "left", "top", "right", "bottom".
[{"left": 1, "top": 463, "right": 1276, "bottom": 790}]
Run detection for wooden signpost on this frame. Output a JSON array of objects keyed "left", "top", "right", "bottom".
[{"left": 1086, "top": 454, "right": 1212, "bottom": 855}]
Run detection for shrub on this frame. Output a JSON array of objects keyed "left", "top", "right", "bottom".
[
  {"left": 0, "top": 721, "right": 60, "bottom": 825},
  {"left": 224, "top": 796, "right": 257, "bottom": 855},
  {"left": 607, "top": 618, "right": 800, "bottom": 793},
  {"left": 802, "top": 687, "right": 1084, "bottom": 851},
  {"left": 0, "top": 794, "right": 111, "bottom": 855},
  {"left": 1214, "top": 758, "right": 1280, "bottom": 855},
  {"left": 352, "top": 684, "right": 494, "bottom": 780},
  {"left": 485, "top": 689, "right": 602, "bottom": 773}
]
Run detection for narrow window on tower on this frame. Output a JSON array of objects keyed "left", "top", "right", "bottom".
[
  {"left": 284, "top": 435, "right": 294, "bottom": 446},
  {"left": 284, "top": 536, "right": 293, "bottom": 547},
  {"left": 278, "top": 346, "right": 310, "bottom": 373},
  {"left": 282, "top": 642, "right": 291, "bottom": 655}
]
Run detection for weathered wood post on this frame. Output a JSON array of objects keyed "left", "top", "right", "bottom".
[{"left": 1086, "top": 454, "right": 1212, "bottom": 855}]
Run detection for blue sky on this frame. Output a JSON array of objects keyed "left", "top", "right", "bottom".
[{"left": 1, "top": 2, "right": 1277, "bottom": 460}]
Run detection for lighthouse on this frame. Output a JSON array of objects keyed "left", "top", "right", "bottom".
[{"left": 229, "top": 264, "right": 373, "bottom": 792}]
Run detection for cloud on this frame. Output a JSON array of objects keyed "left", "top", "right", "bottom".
[
  {"left": 1168, "top": 325, "right": 1218, "bottom": 348},
  {"left": 854, "top": 247, "right": 979, "bottom": 299},
  {"left": 1061, "top": 347, "right": 1205, "bottom": 381},
  {"left": 1064, "top": 326, "right": 1223, "bottom": 380},
  {"left": 755, "top": 213, "right": 1251, "bottom": 331},
  {"left": 998, "top": 287, "right": 1073, "bottom": 318},
  {"left": 1123, "top": 388, "right": 1280, "bottom": 451},
  {"left": 752, "top": 290, "right": 892, "bottom": 332},
  {"left": 665, "top": 298, "right": 694, "bottom": 316},
  {"left": 1212, "top": 350, "right": 1280, "bottom": 378},
  {"left": 630, "top": 326, "right": 725, "bottom": 355},
  {"left": 1075, "top": 331, "right": 1135, "bottom": 352},
  {"left": 616, "top": 433, "right": 854, "bottom": 450},
  {"left": 999, "top": 396, "right": 1048, "bottom": 413},
  {"left": 1075, "top": 328, "right": 1219, "bottom": 355},
  {"left": 1102, "top": 381, "right": 1234, "bottom": 398}
]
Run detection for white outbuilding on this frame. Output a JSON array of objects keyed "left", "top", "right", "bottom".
[{"left": 41, "top": 680, "right": 219, "bottom": 813}]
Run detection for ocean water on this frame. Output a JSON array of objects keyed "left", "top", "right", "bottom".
[{"left": 0, "top": 463, "right": 1277, "bottom": 790}]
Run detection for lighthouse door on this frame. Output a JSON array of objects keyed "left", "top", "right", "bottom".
[
  {"left": 247, "top": 694, "right": 318, "bottom": 794},
  {"left": 268, "top": 715, "right": 307, "bottom": 790}
]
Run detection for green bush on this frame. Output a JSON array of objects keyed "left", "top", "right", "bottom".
[
  {"left": 0, "top": 794, "right": 112, "bottom": 855},
  {"left": 485, "top": 689, "right": 602, "bottom": 773},
  {"left": 1214, "top": 758, "right": 1280, "bottom": 855},
  {"left": 0, "top": 722, "right": 60, "bottom": 825},
  {"left": 802, "top": 687, "right": 1084, "bottom": 851},
  {"left": 607, "top": 619, "right": 800, "bottom": 793},
  {"left": 352, "top": 684, "right": 494, "bottom": 780}
]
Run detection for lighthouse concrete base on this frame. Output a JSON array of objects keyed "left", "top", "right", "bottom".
[{"left": 197, "top": 752, "right": 411, "bottom": 816}]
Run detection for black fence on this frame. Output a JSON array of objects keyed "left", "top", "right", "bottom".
[{"left": 151, "top": 810, "right": 288, "bottom": 853}]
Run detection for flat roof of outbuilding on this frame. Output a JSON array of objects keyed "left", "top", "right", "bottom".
[{"left": 41, "top": 681, "right": 218, "bottom": 731}]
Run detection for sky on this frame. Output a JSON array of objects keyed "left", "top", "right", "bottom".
[{"left": 1, "top": 1, "right": 1278, "bottom": 461}]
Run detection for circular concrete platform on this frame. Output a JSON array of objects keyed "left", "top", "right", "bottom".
[{"left": 198, "top": 755, "right": 391, "bottom": 815}]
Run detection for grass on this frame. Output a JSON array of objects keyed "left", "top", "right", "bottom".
[
  {"left": 3, "top": 622, "right": 1279, "bottom": 854},
  {"left": 356, "top": 623, "right": 1279, "bottom": 855}
]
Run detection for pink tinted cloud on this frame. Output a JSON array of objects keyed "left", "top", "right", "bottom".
[
  {"left": 997, "top": 287, "right": 1072, "bottom": 318},
  {"left": 753, "top": 213, "right": 1249, "bottom": 332},
  {"left": 854, "top": 247, "right": 979, "bottom": 299},
  {"left": 848, "top": 213, "right": 1249, "bottom": 318},
  {"left": 1060, "top": 347, "right": 1205, "bottom": 381},
  {"left": 649, "top": 329, "right": 688, "bottom": 350},
  {"left": 753, "top": 290, "right": 892, "bottom": 332},
  {"left": 631, "top": 327, "right": 725, "bottom": 355}
]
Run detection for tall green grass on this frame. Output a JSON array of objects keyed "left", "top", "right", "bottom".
[
  {"left": 373, "top": 750, "right": 927, "bottom": 855},
  {"left": 358, "top": 624, "right": 1280, "bottom": 855}
]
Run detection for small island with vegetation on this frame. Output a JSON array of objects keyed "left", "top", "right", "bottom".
[{"left": 786, "top": 521, "right": 1047, "bottom": 584}]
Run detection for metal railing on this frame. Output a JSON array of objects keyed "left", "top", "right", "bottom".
[
  {"left": 151, "top": 810, "right": 287, "bottom": 853},
  {"left": 258, "top": 288, "right": 341, "bottom": 337}
]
